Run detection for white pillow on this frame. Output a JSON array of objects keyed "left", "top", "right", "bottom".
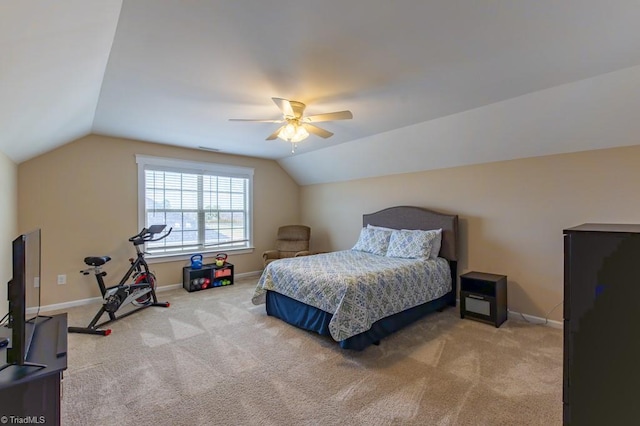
[
  {"left": 386, "top": 229, "right": 440, "bottom": 259},
  {"left": 425, "top": 228, "right": 442, "bottom": 259},
  {"left": 399, "top": 228, "right": 443, "bottom": 259},
  {"left": 352, "top": 227, "right": 392, "bottom": 256},
  {"left": 367, "top": 224, "right": 396, "bottom": 232}
]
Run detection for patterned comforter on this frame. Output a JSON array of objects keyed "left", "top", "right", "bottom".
[{"left": 252, "top": 250, "right": 452, "bottom": 341}]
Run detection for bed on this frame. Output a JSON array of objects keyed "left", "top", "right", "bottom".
[{"left": 252, "top": 206, "right": 459, "bottom": 350}]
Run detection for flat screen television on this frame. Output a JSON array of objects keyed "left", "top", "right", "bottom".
[{"left": 2, "top": 229, "right": 46, "bottom": 371}]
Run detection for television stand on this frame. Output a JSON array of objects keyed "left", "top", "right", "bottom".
[
  {"left": 0, "top": 313, "right": 68, "bottom": 425},
  {"left": 0, "top": 315, "right": 54, "bottom": 373},
  {"left": 0, "top": 360, "right": 46, "bottom": 373},
  {"left": 56, "top": 317, "right": 67, "bottom": 357}
]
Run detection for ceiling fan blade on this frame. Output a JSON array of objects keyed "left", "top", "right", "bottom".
[
  {"left": 304, "top": 123, "right": 333, "bottom": 139},
  {"left": 229, "top": 118, "right": 283, "bottom": 123},
  {"left": 272, "top": 98, "right": 295, "bottom": 118},
  {"left": 304, "top": 110, "right": 353, "bottom": 123},
  {"left": 266, "top": 125, "right": 285, "bottom": 140}
]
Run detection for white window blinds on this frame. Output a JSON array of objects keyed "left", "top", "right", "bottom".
[{"left": 136, "top": 155, "right": 253, "bottom": 257}]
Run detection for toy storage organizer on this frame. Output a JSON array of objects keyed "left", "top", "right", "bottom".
[{"left": 183, "top": 262, "right": 234, "bottom": 292}]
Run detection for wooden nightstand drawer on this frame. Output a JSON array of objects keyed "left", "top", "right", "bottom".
[{"left": 462, "top": 292, "right": 493, "bottom": 316}]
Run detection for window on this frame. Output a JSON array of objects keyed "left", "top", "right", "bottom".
[{"left": 136, "top": 155, "right": 254, "bottom": 258}]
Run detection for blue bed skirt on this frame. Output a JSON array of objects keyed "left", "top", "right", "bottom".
[{"left": 265, "top": 289, "right": 456, "bottom": 351}]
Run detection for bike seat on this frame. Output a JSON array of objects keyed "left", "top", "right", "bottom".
[{"left": 84, "top": 256, "right": 111, "bottom": 266}]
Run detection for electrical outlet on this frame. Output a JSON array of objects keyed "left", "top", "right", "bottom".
[
  {"left": 57, "top": 274, "right": 67, "bottom": 285},
  {"left": 34, "top": 277, "right": 40, "bottom": 288}
]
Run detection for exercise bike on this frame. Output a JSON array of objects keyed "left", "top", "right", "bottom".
[{"left": 68, "top": 225, "right": 171, "bottom": 336}]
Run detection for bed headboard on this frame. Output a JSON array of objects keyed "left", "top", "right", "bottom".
[{"left": 362, "top": 206, "right": 458, "bottom": 261}]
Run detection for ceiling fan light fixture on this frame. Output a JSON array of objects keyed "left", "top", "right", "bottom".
[
  {"left": 277, "top": 121, "right": 309, "bottom": 143},
  {"left": 230, "top": 97, "right": 352, "bottom": 152}
]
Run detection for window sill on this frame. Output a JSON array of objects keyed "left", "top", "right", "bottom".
[{"left": 146, "top": 247, "right": 255, "bottom": 264}]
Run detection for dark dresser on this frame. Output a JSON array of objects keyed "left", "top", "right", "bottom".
[{"left": 563, "top": 224, "right": 640, "bottom": 425}]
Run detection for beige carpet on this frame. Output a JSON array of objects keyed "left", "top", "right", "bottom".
[{"left": 59, "top": 277, "right": 562, "bottom": 425}]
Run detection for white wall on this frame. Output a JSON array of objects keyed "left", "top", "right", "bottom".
[
  {"left": 301, "top": 144, "right": 640, "bottom": 322},
  {"left": 294, "top": 64, "right": 640, "bottom": 323},
  {"left": 18, "top": 135, "right": 300, "bottom": 305}
]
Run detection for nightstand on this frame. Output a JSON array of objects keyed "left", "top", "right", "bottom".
[{"left": 460, "top": 271, "right": 507, "bottom": 328}]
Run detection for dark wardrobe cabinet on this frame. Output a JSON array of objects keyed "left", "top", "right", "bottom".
[{"left": 563, "top": 224, "right": 640, "bottom": 425}]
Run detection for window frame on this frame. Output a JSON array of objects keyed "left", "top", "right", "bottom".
[{"left": 136, "top": 155, "right": 254, "bottom": 262}]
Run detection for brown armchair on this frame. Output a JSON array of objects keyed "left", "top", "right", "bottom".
[{"left": 263, "top": 225, "right": 311, "bottom": 267}]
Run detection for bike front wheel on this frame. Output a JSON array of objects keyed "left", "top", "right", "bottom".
[{"left": 132, "top": 272, "right": 156, "bottom": 306}]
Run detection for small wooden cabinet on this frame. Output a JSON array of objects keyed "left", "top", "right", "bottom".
[
  {"left": 183, "top": 262, "right": 234, "bottom": 292},
  {"left": 460, "top": 271, "right": 507, "bottom": 328}
]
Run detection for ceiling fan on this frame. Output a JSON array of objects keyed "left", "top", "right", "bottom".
[{"left": 229, "top": 98, "right": 353, "bottom": 152}]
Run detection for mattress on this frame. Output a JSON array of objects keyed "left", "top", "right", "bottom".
[{"left": 252, "top": 250, "right": 452, "bottom": 341}]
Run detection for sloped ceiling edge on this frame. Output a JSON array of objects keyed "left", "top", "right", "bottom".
[{"left": 279, "top": 64, "right": 640, "bottom": 186}]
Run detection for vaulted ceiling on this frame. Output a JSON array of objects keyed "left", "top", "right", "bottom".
[{"left": 2, "top": 1, "right": 640, "bottom": 185}]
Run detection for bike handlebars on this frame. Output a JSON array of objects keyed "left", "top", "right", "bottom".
[{"left": 129, "top": 225, "right": 172, "bottom": 245}]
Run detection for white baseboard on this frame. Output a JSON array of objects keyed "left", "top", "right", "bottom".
[
  {"left": 235, "top": 270, "right": 262, "bottom": 279},
  {"left": 507, "top": 310, "right": 563, "bottom": 329},
  {"left": 34, "top": 276, "right": 561, "bottom": 331},
  {"left": 455, "top": 298, "right": 562, "bottom": 329},
  {"left": 31, "top": 270, "right": 263, "bottom": 314},
  {"left": 29, "top": 283, "right": 173, "bottom": 314}
]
